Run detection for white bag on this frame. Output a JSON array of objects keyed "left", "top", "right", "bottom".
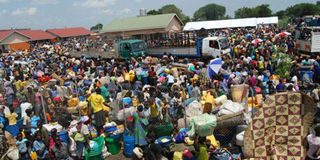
[
  {"left": 218, "top": 100, "right": 244, "bottom": 116},
  {"left": 7, "top": 148, "right": 19, "bottom": 160},
  {"left": 133, "top": 147, "right": 144, "bottom": 159},
  {"left": 69, "top": 137, "right": 77, "bottom": 157},
  {"left": 186, "top": 101, "right": 203, "bottom": 118},
  {"left": 117, "top": 107, "right": 135, "bottom": 121}
]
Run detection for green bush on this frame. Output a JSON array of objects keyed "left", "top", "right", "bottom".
[{"left": 274, "top": 52, "right": 293, "bottom": 80}]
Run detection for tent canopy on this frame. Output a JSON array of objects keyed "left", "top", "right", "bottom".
[{"left": 183, "top": 17, "right": 278, "bottom": 31}]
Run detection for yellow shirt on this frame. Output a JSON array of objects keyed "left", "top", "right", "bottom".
[
  {"left": 5, "top": 112, "right": 18, "bottom": 125},
  {"left": 258, "top": 61, "right": 264, "bottom": 69},
  {"left": 14, "top": 80, "right": 22, "bottom": 91},
  {"left": 88, "top": 93, "right": 105, "bottom": 113},
  {"left": 149, "top": 104, "right": 159, "bottom": 118}
]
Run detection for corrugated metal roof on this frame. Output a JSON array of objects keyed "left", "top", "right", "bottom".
[
  {"left": 20, "top": 30, "right": 56, "bottom": 41},
  {"left": 46, "top": 27, "right": 93, "bottom": 38},
  {"left": 0, "top": 30, "right": 14, "bottom": 41},
  {"left": 0, "top": 30, "right": 31, "bottom": 42},
  {"left": 183, "top": 17, "right": 278, "bottom": 31},
  {"left": 101, "top": 13, "right": 183, "bottom": 33}
]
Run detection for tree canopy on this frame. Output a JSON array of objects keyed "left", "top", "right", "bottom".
[
  {"left": 285, "top": 3, "right": 320, "bottom": 17},
  {"left": 193, "top": 3, "right": 226, "bottom": 21},
  {"left": 147, "top": 9, "right": 161, "bottom": 15},
  {"left": 147, "top": 4, "right": 190, "bottom": 24},
  {"left": 235, "top": 4, "right": 272, "bottom": 18},
  {"left": 90, "top": 23, "right": 103, "bottom": 31}
]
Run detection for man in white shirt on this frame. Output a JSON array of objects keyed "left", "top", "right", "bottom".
[
  {"left": 167, "top": 74, "right": 174, "bottom": 86},
  {"left": 20, "top": 102, "right": 32, "bottom": 119}
]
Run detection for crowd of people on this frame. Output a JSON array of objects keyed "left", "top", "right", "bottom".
[{"left": 0, "top": 24, "right": 320, "bottom": 160}]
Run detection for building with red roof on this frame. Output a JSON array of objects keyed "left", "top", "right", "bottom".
[
  {"left": 0, "top": 29, "right": 56, "bottom": 52},
  {"left": 20, "top": 30, "right": 56, "bottom": 41},
  {"left": 0, "top": 27, "right": 92, "bottom": 53},
  {"left": 46, "top": 27, "right": 93, "bottom": 38},
  {"left": 0, "top": 30, "right": 31, "bottom": 52}
]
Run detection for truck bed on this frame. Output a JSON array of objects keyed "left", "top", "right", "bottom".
[{"left": 148, "top": 47, "right": 198, "bottom": 57}]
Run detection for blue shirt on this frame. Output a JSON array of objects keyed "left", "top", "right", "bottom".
[
  {"left": 17, "top": 138, "right": 28, "bottom": 153},
  {"left": 33, "top": 140, "right": 48, "bottom": 159}
]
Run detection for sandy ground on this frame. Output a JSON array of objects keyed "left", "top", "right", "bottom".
[
  {"left": 105, "top": 153, "right": 131, "bottom": 160},
  {"left": 104, "top": 147, "right": 132, "bottom": 160}
]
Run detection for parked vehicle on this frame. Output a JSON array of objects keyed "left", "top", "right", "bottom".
[{"left": 148, "top": 36, "right": 230, "bottom": 58}]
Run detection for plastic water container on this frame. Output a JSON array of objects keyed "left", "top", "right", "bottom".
[
  {"left": 123, "top": 131, "right": 135, "bottom": 157},
  {"left": 105, "top": 137, "right": 121, "bottom": 155}
]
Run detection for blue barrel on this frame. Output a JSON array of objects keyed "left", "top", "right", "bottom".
[{"left": 123, "top": 131, "right": 135, "bottom": 157}]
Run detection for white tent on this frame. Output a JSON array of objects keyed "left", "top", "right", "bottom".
[{"left": 183, "top": 16, "right": 278, "bottom": 31}]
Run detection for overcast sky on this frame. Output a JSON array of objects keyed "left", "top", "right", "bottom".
[{"left": 0, "top": 0, "right": 318, "bottom": 30}]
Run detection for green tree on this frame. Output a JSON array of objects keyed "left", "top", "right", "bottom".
[
  {"left": 234, "top": 7, "right": 254, "bottom": 18},
  {"left": 181, "top": 15, "right": 191, "bottom": 24},
  {"left": 90, "top": 23, "right": 103, "bottom": 31},
  {"left": 159, "top": 4, "right": 185, "bottom": 19},
  {"left": 147, "top": 9, "right": 160, "bottom": 15},
  {"left": 224, "top": 15, "right": 232, "bottom": 19},
  {"left": 148, "top": 4, "right": 189, "bottom": 24},
  {"left": 253, "top": 4, "right": 272, "bottom": 17},
  {"left": 193, "top": 3, "right": 226, "bottom": 21},
  {"left": 157, "top": 4, "right": 190, "bottom": 24},
  {"left": 235, "top": 4, "right": 271, "bottom": 18},
  {"left": 286, "top": 3, "right": 320, "bottom": 17},
  {"left": 274, "top": 10, "right": 287, "bottom": 19}
]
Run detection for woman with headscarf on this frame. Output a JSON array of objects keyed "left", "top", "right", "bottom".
[{"left": 133, "top": 105, "right": 148, "bottom": 147}]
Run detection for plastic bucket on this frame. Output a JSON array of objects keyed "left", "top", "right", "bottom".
[
  {"left": 123, "top": 131, "right": 135, "bottom": 157},
  {"left": 156, "top": 136, "right": 172, "bottom": 147},
  {"left": 105, "top": 137, "right": 121, "bottom": 155},
  {"left": 104, "top": 126, "right": 117, "bottom": 133}
]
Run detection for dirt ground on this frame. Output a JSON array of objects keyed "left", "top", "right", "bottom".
[
  {"left": 105, "top": 153, "right": 131, "bottom": 160},
  {"left": 104, "top": 148, "right": 131, "bottom": 160}
]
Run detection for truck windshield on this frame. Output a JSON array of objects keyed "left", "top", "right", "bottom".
[
  {"left": 132, "top": 42, "right": 147, "bottom": 52},
  {"left": 219, "top": 38, "right": 229, "bottom": 50}
]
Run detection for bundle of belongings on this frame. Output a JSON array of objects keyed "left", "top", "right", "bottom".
[{"left": 244, "top": 92, "right": 314, "bottom": 159}]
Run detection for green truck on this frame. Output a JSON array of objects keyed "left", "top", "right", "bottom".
[{"left": 115, "top": 39, "right": 148, "bottom": 59}]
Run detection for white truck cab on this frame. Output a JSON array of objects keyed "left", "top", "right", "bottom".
[
  {"left": 202, "top": 37, "right": 230, "bottom": 58},
  {"left": 295, "top": 27, "right": 320, "bottom": 53}
]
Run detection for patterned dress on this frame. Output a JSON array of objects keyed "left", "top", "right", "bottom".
[{"left": 133, "top": 112, "right": 148, "bottom": 146}]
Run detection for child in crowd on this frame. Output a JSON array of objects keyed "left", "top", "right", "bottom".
[
  {"left": 307, "top": 125, "right": 320, "bottom": 159},
  {"left": 16, "top": 133, "right": 29, "bottom": 160},
  {"left": 33, "top": 131, "right": 49, "bottom": 160}
]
